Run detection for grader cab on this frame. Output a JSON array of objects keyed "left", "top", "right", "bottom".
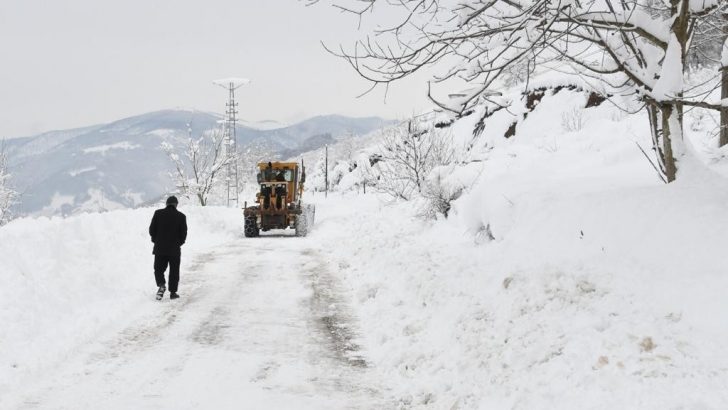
[{"left": 243, "top": 161, "right": 315, "bottom": 237}]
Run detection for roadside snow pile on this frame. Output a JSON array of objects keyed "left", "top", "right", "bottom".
[
  {"left": 308, "top": 82, "right": 728, "bottom": 408},
  {"left": 0, "top": 205, "right": 242, "bottom": 397}
]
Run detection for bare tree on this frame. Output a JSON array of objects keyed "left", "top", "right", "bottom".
[
  {"left": 687, "top": 6, "right": 728, "bottom": 147},
  {"left": 0, "top": 141, "right": 18, "bottom": 225},
  {"left": 317, "top": 0, "right": 726, "bottom": 181},
  {"left": 371, "top": 121, "right": 454, "bottom": 200},
  {"left": 688, "top": 6, "right": 726, "bottom": 69},
  {"left": 161, "top": 130, "right": 235, "bottom": 206}
]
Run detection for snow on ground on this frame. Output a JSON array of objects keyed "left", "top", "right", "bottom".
[
  {"left": 40, "top": 193, "right": 75, "bottom": 215},
  {"left": 311, "top": 176, "right": 728, "bottom": 408},
  {"left": 2, "top": 80, "right": 728, "bottom": 408},
  {"left": 302, "top": 83, "right": 728, "bottom": 408},
  {"left": 120, "top": 189, "right": 145, "bottom": 206},
  {"left": 0, "top": 201, "right": 399, "bottom": 410},
  {"left": 1, "top": 230, "right": 390, "bottom": 410},
  {"left": 68, "top": 167, "right": 96, "bottom": 177},
  {"left": 82, "top": 141, "right": 140, "bottom": 155},
  {"left": 145, "top": 129, "right": 178, "bottom": 138},
  {"left": 39, "top": 189, "right": 138, "bottom": 217},
  {"left": 2, "top": 168, "right": 728, "bottom": 409},
  {"left": 0, "top": 205, "right": 243, "bottom": 406}
]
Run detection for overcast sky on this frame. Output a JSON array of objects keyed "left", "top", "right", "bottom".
[{"left": 0, "top": 0, "right": 432, "bottom": 137}]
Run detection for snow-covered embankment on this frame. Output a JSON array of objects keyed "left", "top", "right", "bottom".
[
  {"left": 307, "top": 83, "right": 728, "bottom": 408},
  {"left": 0, "top": 206, "right": 242, "bottom": 395}
]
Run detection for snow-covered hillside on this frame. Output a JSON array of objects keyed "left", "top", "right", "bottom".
[{"left": 292, "top": 79, "right": 728, "bottom": 408}]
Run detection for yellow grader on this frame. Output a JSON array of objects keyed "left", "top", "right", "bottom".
[{"left": 243, "top": 161, "right": 315, "bottom": 237}]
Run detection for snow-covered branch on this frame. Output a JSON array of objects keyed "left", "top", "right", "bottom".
[
  {"left": 370, "top": 121, "right": 455, "bottom": 201},
  {"left": 321, "top": 0, "right": 727, "bottom": 180}
]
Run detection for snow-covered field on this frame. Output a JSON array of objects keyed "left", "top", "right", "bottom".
[{"left": 2, "top": 85, "right": 728, "bottom": 409}]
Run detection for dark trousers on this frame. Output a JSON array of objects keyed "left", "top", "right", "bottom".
[{"left": 154, "top": 253, "right": 181, "bottom": 293}]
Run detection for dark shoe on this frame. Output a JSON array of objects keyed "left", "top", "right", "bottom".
[
  {"left": 156, "top": 285, "right": 166, "bottom": 300},
  {"left": 170, "top": 292, "right": 179, "bottom": 300}
]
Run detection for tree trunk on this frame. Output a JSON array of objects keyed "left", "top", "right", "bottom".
[
  {"left": 646, "top": 103, "right": 668, "bottom": 182},
  {"left": 658, "top": 0, "right": 689, "bottom": 182},
  {"left": 198, "top": 193, "right": 206, "bottom": 206},
  {"left": 720, "top": 11, "right": 728, "bottom": 147},
  {"left": 661, "top": 104, "right": 678, "bottom": 183}
]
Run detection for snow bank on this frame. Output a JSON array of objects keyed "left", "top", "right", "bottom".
[
  {"left": 0, "top": 206, "right": 243, "bottom": 397},
  {"left": 311, "top": 181, "right": 728, "bottom": 408},
  {"left": 306, "top": 80, "right": 728, "bottom": 408}
]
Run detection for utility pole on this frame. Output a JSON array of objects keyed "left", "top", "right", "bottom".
[
  {"left": 324, "top": 144, "right": 328, "bottom": 198},
  {"left": 213, "top": 77, "right": 250, "bottom": 207}
]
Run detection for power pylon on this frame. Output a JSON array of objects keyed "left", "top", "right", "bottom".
[{"left": 213, "top": 77, "right": 249, "bottom": 207}]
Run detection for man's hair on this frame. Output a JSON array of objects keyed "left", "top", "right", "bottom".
[{"left": 166, "top": 196, "right": 179, "bottom": 206}]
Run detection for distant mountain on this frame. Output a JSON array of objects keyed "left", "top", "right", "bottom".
[
  {"left": 259, "top": 115, "right": 387, "bottom": 149},
  {"left": 279, "top": 133, "right": 337, "bottom": 159},
  {"left": 5, "top": 110, "right": 392, "bottom": 216},
  {"left": 239, "top": 119, "right": 288, "bottom": 131}
]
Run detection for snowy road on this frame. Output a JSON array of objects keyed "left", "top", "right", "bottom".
[{"left": 7, "top": 236, "right": 390, "bottom": 410}]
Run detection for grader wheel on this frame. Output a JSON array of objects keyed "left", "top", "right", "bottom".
[{"left": 244, "top": 216, "right": 259, "bottom": 238}]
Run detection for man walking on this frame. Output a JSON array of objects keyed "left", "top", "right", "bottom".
[{"left": 149, "top": 196, "right": 187, "bottom": 300}]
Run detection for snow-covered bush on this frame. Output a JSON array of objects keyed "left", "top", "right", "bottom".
[
  {"left": 561, "top": 108, "right": 584, "bottom": 133},
  {"left": 308, "top": 155, "right": 329, "bottom": 192},
  {"left": 329, "top": 159, "right": 353, "bottom": 187},
  {"left": 420, "top": 167, "right": 464, "bottom": 219},
  {"left": 369, "top": 121, "right": 455, "bottom": 201}
]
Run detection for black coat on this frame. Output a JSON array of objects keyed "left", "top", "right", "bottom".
[{"left": 149, "top": 206, "right": 188, "bottom": 255}]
